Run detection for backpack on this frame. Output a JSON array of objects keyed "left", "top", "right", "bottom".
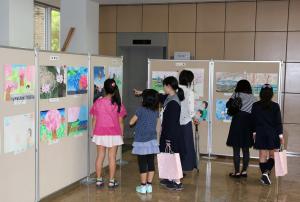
[{"left": 227, "top": 93, "right": 242, "bottom": 116}]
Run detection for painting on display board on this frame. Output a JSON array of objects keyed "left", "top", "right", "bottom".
[
  {"left": 151, "top": 71, "right": 178, "bottom": 93},
  {"left": 3, "top": 113, "right": 34, "bottom": 154},
  {"left": 108, "top": 67, "right": 123, "bottom": 93},
  {"left": 94, "top": 66, "right": 105, "bottom": 100},
  {"left": 188, "top": 68, "right": 205, "bottom": 99},
  {"left": 67, "top": 106, "right": 88, "bottom": 137},
  {"left": 194, "top": 100, "right": 208, "bottom": 123},
  {"left": 67, "top": 66, "right": 88, "bottom": 95},
  {"left": 247, "top": 73, "right": 278, "bottom": 95},
  {"left": 40, "top": 108, "right": 66, "bottom": 144},
  {"left": 215, "top": 99, "right": 231, "bottom": 123},
  {"left": 216, "top": 72, "right": 246, "bottom": 94},
  {"left": 40, "top": 66, "right": 66, "bottom": 99},
  {"left": 4, "top": 64, "right": 35, "bottom": 101}
]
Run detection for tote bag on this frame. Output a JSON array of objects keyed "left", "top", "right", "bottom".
[
  {"left": 157, "top": 145, "right": 183, "bottom": 180},
  {"left": 274, "top": 146, "right": 288, "bottom": 177}
]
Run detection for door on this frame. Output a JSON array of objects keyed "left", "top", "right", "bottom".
[{"left": 120, "top": 46, "right": 165, "bottom": 139}]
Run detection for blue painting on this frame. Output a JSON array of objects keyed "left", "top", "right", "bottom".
[
  {"left": 67, "top": 67, "right": 88, "bottom": 95},
  {"left": 94, "top": 66, "right": 105, "bottom": 90},
  {"left": 216, "top": 99, "right": 231, "bottom": 122},
  {"left": 67, "top": 106, "right": 88, "bottom": 136}
]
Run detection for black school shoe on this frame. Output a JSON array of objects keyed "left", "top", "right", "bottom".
[
  {"left": 260, "top": 173, "right": 271, "bottom": 185},
  {"left": 160, "top": 179, "right": 172, "bottom": 187},
  {"left": 166, "top": 181, "right": 184, "bottom": 191}
]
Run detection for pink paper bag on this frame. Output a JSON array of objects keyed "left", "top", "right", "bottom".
[
  {"left": 274, "top": 150, "right": 288, "bottom": 177},
  {"left": 157, "top": 152, "right": 183, "bottom": 180}
]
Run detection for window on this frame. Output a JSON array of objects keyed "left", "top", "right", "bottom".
[{"left": 34, "top": 3, "right": 60, "bottom": 51}]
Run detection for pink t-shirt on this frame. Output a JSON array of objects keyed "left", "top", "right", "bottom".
[{"left": 90, "top": 97, "right": 127, "bottom": 136}]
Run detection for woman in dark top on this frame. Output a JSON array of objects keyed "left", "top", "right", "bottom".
[
  {"left": 226, "top": 80, "right": 257, "bottom": 178},
  {"left": 252, "top": 84, "right": 284, "bottom": 185}
]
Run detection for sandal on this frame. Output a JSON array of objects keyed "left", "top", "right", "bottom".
[
  {"left": 241, "top": 171, "right": 248, "bottom": 178},
  {"left": 96, "top": 178, "right": 104, "bottom": 188},
  {"left": 229, "top": 172, "right": 241, "bottom": 178},
  {"left": 108, "top": 179, "right": 119, "bottom": 188}
]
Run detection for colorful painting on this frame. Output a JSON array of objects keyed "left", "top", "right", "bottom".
[
  {"left": 194, "top": 100, "right": 208, "bottom": 123},
  {"left": 67, "top": 106, "right": 88, "bottom": 136},
  {"left": 3, "top": 113, "right": 34, "bottom": 154},
  {"left": 247, "top": 73, "right": 278, "bottom": 95},
  {"left": 188, "top": 68, "right": 205, "bottom": 99},
  {"left": 4, "top": 64, "right": 34, "bottom": 101},
  {"left": 108, "top": 67, "right": 123, "bottom": 94},
  {"left": 94, "top": 66, "right": 105, "bottom": 91},
  {"left": 40, "top": 108, "right": 66, "bottom": 144},
  {"left": 40, "top": 66, "right": 66, "bottom": 99},
  {"left": 216, "top": 72, "right": 246, "bottom": 94},
  {"left": 67, "top": 66, "right": 88, "bottom": 95},
  {"left": 216, "top": 99, "right": 231, "bottom": 122},
  {"left": 152, "top": 71, "right": 178, "bottom": 93}
]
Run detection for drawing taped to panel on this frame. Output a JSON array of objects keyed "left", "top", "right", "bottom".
[
  {"left": 247, "top": 73, "right": 278, "bottom": 95},
  {"left": 4, "top": 64, "right": 34, "bottom": 101},
  {"left": 40, "top": 66, "right": 66, "bottom": 99},
  {"left": 216, "top": 99, "right": 231, "bottom": 123},
  {"left": 67, "top": 66, "right": 88, "bottom": 95},
  {"left": 194, "top": 100, "right": 208, "bottom": 123},
  {"left": 152, "top": 71, "right": 178, "bottom": 93},
  {"left": 4, "top": 113, "right": 34, "bottom": 154},
  {"left": 40, "top": 108, "right": 66, "bottom": 144},
  {"left": 67, "top": 106, "right": 88, "bottom": 137},
  {"left": 94, "top": 66, "right": 105, "bottom": 100},
  {"left": 216, "top": 72, "right": 245, "bottom": 94},
  {"left": 188, "top": 68, "right": 204, "bottom": 99},
  {"left": 108, "top": 67, "right": 122, "bottom": 94}
]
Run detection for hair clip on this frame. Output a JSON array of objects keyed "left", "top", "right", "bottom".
[{"left": 111, "top": 82, "right": 116, "bottom": 87}]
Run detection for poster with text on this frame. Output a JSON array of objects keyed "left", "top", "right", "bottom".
[
  {"left": 152, "top": 71, "right": 178, "bottom": 93},
  {"left": 67, "top": 106, "right": 88, "bottom": 137},
  {"left": 194, "top": 100, "right": 208, "bottom": 123},
  {"left": 108, "top": 67, "right": 123, "bottom": 95},
  {"left": 67, "top": 66, "right": 88, "bottom": 95},
  {"left": 247, "top": 73, "right": 278, "bottom": 95},
  {"left": 40, "top": 108, "right": 66, "bottom": 144},
  {"left": 188, "top": 68, "right": 204, "bottom": 99},
  {"left": 40, "top": 66, "right": 66, "bottom": 99},
  {"left": 4, "top": 64, "right": 35, "bottom": 101},
  {"left": 216, "top": 72, "right": 246, "bottom": 94},
  {"left": 4, "top": 113, "right": 34, "bottom": 154},
  {"left": 216, "top": 99, "right": 231, "bottom": 122}
]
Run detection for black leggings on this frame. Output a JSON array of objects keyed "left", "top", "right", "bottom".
[
  {"left": 233, "top": 147, "right": 250, "bottom": 173},
  {"left": 137, "top": 154, "right": 155, "bottom": 173}
]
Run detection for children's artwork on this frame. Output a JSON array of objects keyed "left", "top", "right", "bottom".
[
  {"left": 67, "top": 66, "right": 88, "bottom": 95},
  {"left": 216, "top": 72, "right": 246, "bottom": 94},
  {"left": 152, "top": 71, "right": 178, "bottom": 93},
  {"left": 188, "top": 68, "right": 205, "bottom": 99},
  {"left": 4, "top": 64, "right": 35, "bottom": 101},
  {"left": 194, "top": 100, "right": 208, "bottom": 123},
  {"left": 40, "top": 66, "right": 66, "bottom": 99},
  {"left": 40, "top": 108, "right": 66, "bottom": 144},
  {"left": 247, "top": 73, "right": 278, "bottom": 95},
  {"left": 94, "top": 66, "right": 105, "bottom": 92},
  {"left": 216, "top": 99, "right": 231, "bottom": 122},
  {"left": 3, "top": 113, "right": 34, "bottom": 154},
  {"left": 67, "top": 106, "right": 88, "bottom": 136},
  {"left": 108, "top": 67, "right": 123, "bottom": 93}
]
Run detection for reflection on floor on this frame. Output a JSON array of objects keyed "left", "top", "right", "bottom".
[{"left": 43, "top": 151, "right": 300, "bottom": 202}]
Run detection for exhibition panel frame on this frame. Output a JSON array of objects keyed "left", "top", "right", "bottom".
[
  {"left": 0, "top": 47, "right": 36, "bottom": 202},
  {"left": 148, "top": 59, "right": 211, "bottom": 155}
]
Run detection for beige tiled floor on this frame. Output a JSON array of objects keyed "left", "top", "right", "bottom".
[{"left": 43, "top": 152, "right": 300, "bottom": 202}]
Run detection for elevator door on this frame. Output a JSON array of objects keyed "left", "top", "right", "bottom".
[{"left": 120, "top": 46, "right": 165, "bottom": 139}]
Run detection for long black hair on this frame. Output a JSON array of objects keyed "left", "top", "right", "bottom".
[
  {"left": 104, "top": 79, "right": 121, "bottom": 112},
  {"left": 142, "top": 89, "right": 159, "bottom": 111},
  {"left": 235, "top": 79, "right": 253, "bottom": 94},
  {"left": 163, "top": 76, "right": 185, "bottom": 101},
  {"left": 179, "top": 70, "right": 194, "bottom": 87},
  {"left": 259, "top": 84, "right": 274, "bottom": 110}
]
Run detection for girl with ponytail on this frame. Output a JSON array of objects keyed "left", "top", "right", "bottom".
[{"left": 90, "top": 79, "right": 127, "bottom": 189}]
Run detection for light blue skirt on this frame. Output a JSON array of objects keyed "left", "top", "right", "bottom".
[{"left": 132, "top": 139, "right": 160, "bottom": 155}]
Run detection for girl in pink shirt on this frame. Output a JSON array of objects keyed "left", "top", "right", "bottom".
[{"left": 90, "top": 79, "right": 127, "bottom": 188}]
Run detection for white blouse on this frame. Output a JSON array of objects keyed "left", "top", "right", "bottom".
[{"left": 179, "top": 85, "right": 195, "bottom": 125}]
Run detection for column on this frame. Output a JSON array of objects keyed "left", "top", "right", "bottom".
[{"left": 60, "top": 0, "right": 99, "bottom": 54}]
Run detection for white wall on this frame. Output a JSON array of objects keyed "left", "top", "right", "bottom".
[{"left": 0, "top": 0, "right": 10, "bottom": 46}]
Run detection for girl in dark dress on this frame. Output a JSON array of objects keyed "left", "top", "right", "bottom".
[
  {"left": 252, "top": 84, "right": 284, "bottom": 185},
  {"left": 226, "top": 80, "right": 257, "bottom": 178}
]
